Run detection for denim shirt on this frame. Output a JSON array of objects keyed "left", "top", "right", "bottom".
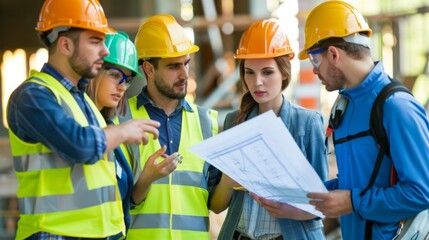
[
  {"left": 218, "top": 96, "right": 329, "bottom": 240},
  {"left": 7, "top": 63, "right": 106, "bottom": 164}
]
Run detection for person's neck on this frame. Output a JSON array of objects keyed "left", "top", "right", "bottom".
[
  {"left": 48, "top": 55, "right": 81, "bottom": 86},
  {"left": 147, "top": 89, "right": 180, "bottom": 116},
  {"left": 258, "top": 95, "right": 283, "bottom": 116},
  {"left": 343, "top": 57, "right": 375, "bottom": 89}
]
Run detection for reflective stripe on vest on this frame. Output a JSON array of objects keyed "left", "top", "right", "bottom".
[
  {"left": 9, "top": 70, "right": 124, "bottom": 239},
  {"left": 120, "top": 96, "right": 218, "bottom": 239},
  {"left": 153, "top": 170, "right": 206, "bottom": 189},
  {"left": 130, "top": 214, "right": 209, "bottom": 231}
]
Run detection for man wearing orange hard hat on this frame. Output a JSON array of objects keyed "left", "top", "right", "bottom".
[
  {"left": 7, "top": 0, "right": 160, "bottom": 239},
  {"left": 116, "top": 14, "right": 220, "bottom": 239},
  {"left": 300, "top": 1, "right": 429, "bottom": 239}
]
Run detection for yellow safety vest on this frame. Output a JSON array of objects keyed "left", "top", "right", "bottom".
[
  {"left": 8, "top": 70, "right": 125, "bottom": 239},
  {"left": 121, "top": 96, "right": 218, "bottom": 240}
]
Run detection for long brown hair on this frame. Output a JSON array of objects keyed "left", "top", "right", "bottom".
[
  {"left": 233, "top": 55, "right": 292, "bottom": 125},
  {"left": 86, "top": 67, "right": 128, "bottom": 120}
]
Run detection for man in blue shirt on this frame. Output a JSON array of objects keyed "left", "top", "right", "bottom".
[
  {"left": 7, "top": 0, "right": 159, "bottom": 239},
  {"left": 299, "top": 1, "right": 429, "bottom": 239},
  {"left": 120, "top": 14, "right": 220, "bottom": 239}
]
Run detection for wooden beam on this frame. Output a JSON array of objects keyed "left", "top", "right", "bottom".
[{"left": 108, "top": 15, "right": 264, "bottom": 33}]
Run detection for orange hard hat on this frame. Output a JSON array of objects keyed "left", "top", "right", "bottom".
[
  {"left": 298, "top": 0, "right": 372, "bottom": 60},
  {"left": 36, "top": 0, "right": 115, "bottom": 34},
  {"left": 235, "top": 19, "right": 294, "bottom": 60}
]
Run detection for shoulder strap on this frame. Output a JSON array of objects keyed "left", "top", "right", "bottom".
[
  {"left": 369, "top": 79, "right": 411, "bottom": 157},
  {"left": 361, "top": 79, "right": 411, "bottom": 196},
  {"left": 362, "top": 79, "right": 412, "bottom": 240}
]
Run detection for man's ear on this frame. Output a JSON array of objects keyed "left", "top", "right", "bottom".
[
  {"left": 327, "top": 45, "right": 341, "bottom": 64},
  {"left": 57, "top": 36, "right": 73, "bottom": 56},
  {"left": 142, "top": 61, "right": 155, "bottom": 79}
]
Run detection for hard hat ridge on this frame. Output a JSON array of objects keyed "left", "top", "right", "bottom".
[
  {"left": 235, "top": 19, "right": 295, "bottom": 60},
  {"left": 104, "top": 31, "right": 142, "bottom": 77},
  {"left": 298, "top": 0, "right": 372, "bottom": 60},
  {"left": 135, "top": 14, "right": 199, "bottom": 59},
  {"left": 36, "top": 0, "right": 116, "bottom": 35}
]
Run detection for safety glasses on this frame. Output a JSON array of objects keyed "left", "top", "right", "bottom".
[
  {"left": 103, "top": 66, "right": 134, "bottom": 88},
  {"left": 308, "top": 48, "right": 327, "bottom": 69},
  {"left": 308, "top": 45, "right": 349, "bottom": 69}
]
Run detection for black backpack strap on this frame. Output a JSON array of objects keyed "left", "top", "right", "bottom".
[
  {"left": 334, "top": 130, "right": 371, "bottom": 145},
  {"left": 361, "top": 79, "right": 411, "bottom": 196},
  {"left": 362, "top": 79, "right": 412, "bottom": 239}
]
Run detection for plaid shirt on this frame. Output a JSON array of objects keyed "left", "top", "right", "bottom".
[
  {"left": 7, "top": 63, "right": 106, "bottom": 164},
  {"left": 27, "top": 232, "right": 119, "bottom": 239}
]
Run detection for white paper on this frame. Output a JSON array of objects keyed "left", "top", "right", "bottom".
[{"left": 189, "top": 110, "right": 328, "bottom": 218}]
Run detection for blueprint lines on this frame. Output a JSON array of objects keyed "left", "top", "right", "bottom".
[{"left": 189, "top": 110, "right": 327, "bottom": 217}]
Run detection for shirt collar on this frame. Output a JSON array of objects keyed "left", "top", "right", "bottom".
[
  {"left": 136, "top": 86, "right": 194, "bottom": 112},
  {"left": 341, "top": 61, "right": 385, "bottom": 98},
  {"left": 41, "top": 63, "right": 89, "bottom": 92},
  {"left": 247, "top": 95, "right": 287, "bottom": 120}
]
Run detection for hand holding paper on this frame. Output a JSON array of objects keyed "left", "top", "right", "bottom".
[{"left": 189, "top": 111, "right": 328, "bottom": 218}]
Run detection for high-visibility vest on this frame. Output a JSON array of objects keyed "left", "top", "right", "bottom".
[
  {"left": 9, "top": 70, "right": 125, "bottom": 239},
  {"left": 120, "top": 96, "right": 218, "bottom": 239}
]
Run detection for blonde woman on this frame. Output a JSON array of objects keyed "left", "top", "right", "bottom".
[{"left": 87, "top": 31, "right": 179, "bottom": 235}]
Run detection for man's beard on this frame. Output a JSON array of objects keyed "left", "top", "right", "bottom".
[
  {"left": 69, "top": 48, "right": 99, "bottom": 79},
  {"left": 154, "top": 74, "right": 187, "bottom": 99}
]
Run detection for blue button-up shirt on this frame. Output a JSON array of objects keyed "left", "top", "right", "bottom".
[
  {"left": 135, "top": 86, "right": 193, "bottom": 155},
  {"left": 7, "top": 63, "right": 106, "bottom": 164}
]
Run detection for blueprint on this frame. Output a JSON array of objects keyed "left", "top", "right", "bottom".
[{"left": 189, "top": 110, "right": 328, "bottom": 217}]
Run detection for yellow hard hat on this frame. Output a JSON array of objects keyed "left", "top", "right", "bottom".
[
  {"left": 235, "top": 19, "right": 294, "bottom": 60},
  {"left": 135, "top": 14, "right": 199, "bottom": 59},
  {"left": 36, "top": 0, "right": 115, "bottom": 34},
  {"left": 298, "top": 0, "right": 372, "bottom": 60}
]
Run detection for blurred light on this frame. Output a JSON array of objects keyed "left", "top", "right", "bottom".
[
  {"left": 382, "top": 32, "right": 397, "bottom": 47},
  {"left": 29, "top": 48, "right": 48, "bottom": 71},
  {"left": 272, "top": 0, "right": 299, "bottom": 19},
  {"left": 180, "top": 0, "right": 194, "bottom": 21},
  {"left": 267, "top": 0, "right": 280, "bottom": 12},
  {"left": 187, "top": 77, "right": 197, "bottom": 93},
  {"left": 1, "top": 49, "right": 27, "bottom": 128},
  {"left": 184, "top": 27, "right": 195, "bottom": 44},
  {"left": 1, "top": 48, "right": 47, "bottom": 128},
  {"left": 221, "top": 22, "right": 234, "bottom": 35},
  {"left": 185, "top": 77, "right": 196, "bottom": 104},
  {"left": 221, "top": 0, "right": 234, "bottom": 16}
]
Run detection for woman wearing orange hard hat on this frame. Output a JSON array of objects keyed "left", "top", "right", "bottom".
[{"left": 211, "top": 19, "right": 329, "bottom": 240}]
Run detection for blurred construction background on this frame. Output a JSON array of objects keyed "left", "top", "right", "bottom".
[{"left": 1, "top": 0, "right": 429, "bottom": 239}]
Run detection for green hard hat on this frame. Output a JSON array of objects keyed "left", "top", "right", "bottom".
[{"left": 104, "top": 31, "right": 142, "bottom": 77}]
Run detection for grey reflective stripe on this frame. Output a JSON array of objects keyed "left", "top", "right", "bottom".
[
  {"left": 197, "top": 106, "right": 214, "bottom": 140},
  {"left": 131, "top": 214, "right": 170, "bottom": 228},
  {"left": 131, "top": 214, "right": 209, "bottom": 232},
  {"left": 19, "top": 185, "right": 116, "bottom": 214},
  {"left": 13, "top": 153, "right": 69, "bottom": 172},
  {"left": 153, "top": 170, "right": 207, "bottom": 189},
  {"left": 173, "top": 215, "right": 209, "bottom": 231},
  {"left": 153, "top": 176, "right": 169, "bottom": 184},
  {"left": 16, "top": 156, "right": 116, "bottom": 214}
]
